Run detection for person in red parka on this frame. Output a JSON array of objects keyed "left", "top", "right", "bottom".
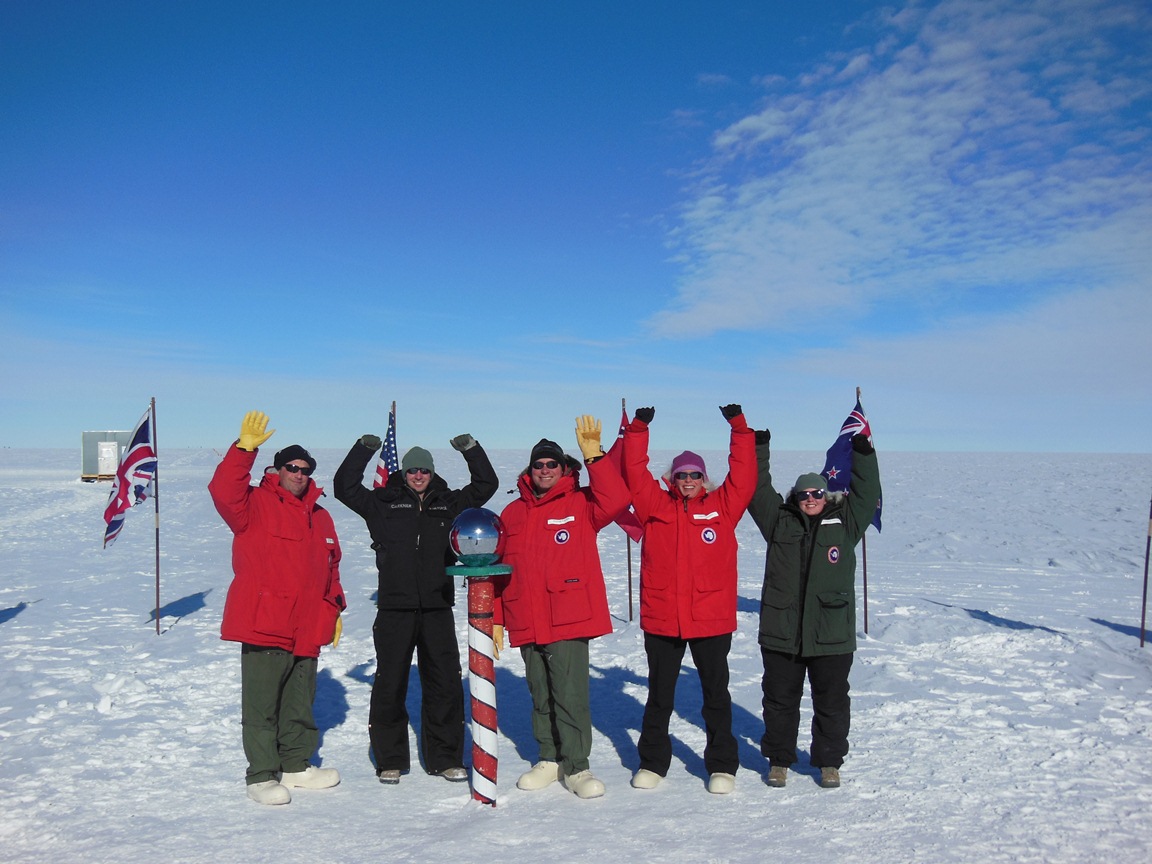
[
  {"left": 209, "top": 411, "right": 346, "bottom": 806},
  {"left": 622, "top": 404, "right": 756, "bottom": 795},
  {"left": 494, "top": 415, "right": 630, "bottom": 800}
]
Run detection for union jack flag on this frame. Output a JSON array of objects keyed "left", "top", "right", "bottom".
[
  {"left": 821, "top": 398, "right": 882, "bottom": 531},
  {"left": 103, "top": 409, "right": 157, "bottom": 547},
  {"left": 373, "top": 407, "right": 400, "bottom": 488}
]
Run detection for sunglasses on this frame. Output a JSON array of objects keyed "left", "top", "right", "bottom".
[
  {"left": 674, "top": 471, "right": 704, "bottom": 481},
  {"left": 281, "top": 464, "right": 314, "bottom": 476},
  {"left": 796, "top": 489, "right": 826, "bottom": 501},
  {"left": 405, "top": 467, "right": 432, "bottom": 476},
  {"left": 531, "top": 460, "right": 560, "bottom": 470}
]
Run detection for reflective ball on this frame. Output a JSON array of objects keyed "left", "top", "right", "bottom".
[{"left": 449, "top": 507, "right": 507, "bottom": 566}]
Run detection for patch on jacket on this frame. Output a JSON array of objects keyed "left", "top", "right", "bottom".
[
  {"left": 820, "top": 517, "right": 843, "bottom": 525},
  {"left": 700, "top": 527, "right": 718, "bottom": 544},
  {"left": 326, "top": 537, "right": 335, "bottom": 545},
  {"left": 547, "top": 516, "right": 576, "bottom": 525},
  {"left": 389, "top": 502, "right": 415, "bottom": 510},
  {"left": 554, "top": 529, "right": 571, "bottom": 544},
  {"left": 692, "top": 511, "right": 720, "bottom": 521},
  {"left": 828, "top": 546, "right": 840, "bottom": 564}
]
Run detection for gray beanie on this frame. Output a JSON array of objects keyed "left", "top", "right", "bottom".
[
  {"left": 793, "top": 472, "right": 828, "bottom": 494},
  {"left": 402, "top": 446, "right": 435, "bottom": 474}
]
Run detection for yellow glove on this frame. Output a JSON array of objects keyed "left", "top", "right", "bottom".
[
  {"left": 331, "top": 616, "right": 343, "bottom": 647},
  {"left": 575, "top": 415, "right": 603, "bottom": 461},
  {"left": 238, "top": 411, "right": 275, "bottom": 451},
  {"left": 493, "top": 624, "right": 504, "bottom": 660}
]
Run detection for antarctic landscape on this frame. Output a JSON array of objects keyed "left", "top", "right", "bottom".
[{"left": 1, "top": 445, "right": 1150, "bottom": 863}]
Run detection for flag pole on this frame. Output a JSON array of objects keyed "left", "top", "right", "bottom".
[
  {"left": 856, "top": 386, "right": 870, "bottom": 636},
  {"left": 1140, "top": 489, "right": 1151, "bottom": 648},
  {"left": 151, "top": 397, "right": 161, "bottom": 635},
  {"left": 623, "top": 397, "right": 634, "bottom": 622}
]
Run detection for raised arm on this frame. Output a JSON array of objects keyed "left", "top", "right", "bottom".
[
  {"left": 717, "top": 404, "right": 757, "bottom": 513},
  {"left": 846, "top": 434, "right": 882, "bottom": 538},
  {"left": 332, "top": 436, "right": 379, "bottom": 516},
  {"left": 747, "top": 428, "right": 783, "bottom": 541},
  {"left": 621, "top": 407, "right": 663, "bottom": 520},
  {"left": 451, "top": 434, "right": 500, "bottom": 508}
]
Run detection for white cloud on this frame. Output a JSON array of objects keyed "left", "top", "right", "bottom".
[{"left": 651, "top": 0, "right": 1152, "bottom": 340}]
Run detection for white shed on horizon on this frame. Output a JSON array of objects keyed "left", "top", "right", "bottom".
[{"left": 80, "top": 430, "right": 131, "bottom": 481}]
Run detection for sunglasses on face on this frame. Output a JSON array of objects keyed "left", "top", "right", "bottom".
[
  {"left": 796, "top": 488, "right": 826, "bottom": 501},
  {"left": 531, "top": 460, "right": 560, "bottom": 470},
  {"left": 674, "top": 471, "right": 704, "bottom": 481},
  {"left": 281, "top": 464, "right": 314, "bottom": 476},
  {"left": 405, "top": 467, "right": 432, "bottom": 476}
]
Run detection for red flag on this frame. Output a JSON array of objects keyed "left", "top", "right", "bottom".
[{"left": 373, "top": 407, "right": 399, "bottom": 488}]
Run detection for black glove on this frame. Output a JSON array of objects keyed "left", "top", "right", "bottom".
[
  {"left": 634, "top": 406, "right": 655, "bottom": 425},
  {"left": 450, "top": 434, "right": 477, "bottom": 452},
  {"left": 851, "top": 433, "right": 874, "bottom": 455},
  {"left": 719, "top": 403, "right": 742, "bottom": 420},
  {"left": 754, "top": 429, "right": 771, "bottom": 446},
  {"left": 359, "top": 434, "right": 382, "bottom": 451}
]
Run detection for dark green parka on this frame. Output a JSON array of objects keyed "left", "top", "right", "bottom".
[{"left": 748, "top": 435, "right": 881, "bottom": 657}]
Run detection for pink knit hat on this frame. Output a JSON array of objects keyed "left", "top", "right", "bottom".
[{"left": 670, "top": 450, "right": 707, "bottom": 478}]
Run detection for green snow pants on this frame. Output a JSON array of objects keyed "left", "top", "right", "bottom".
[
  {"left": 240, "top": 644, "right": 318, "bottom": 784},
  {"left": 520, "top": 638, "right": 592, "bottom": 777}
]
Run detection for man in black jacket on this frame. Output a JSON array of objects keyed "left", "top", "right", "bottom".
[{"left": 334, "top": 433, "right": 498, "bottom": 784}]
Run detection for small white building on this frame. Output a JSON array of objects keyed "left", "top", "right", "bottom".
[{"left": 80, "top": 430, "right": 131, "bottom": 481}]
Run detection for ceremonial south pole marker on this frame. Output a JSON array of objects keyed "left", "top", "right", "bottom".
[{"left": 447, "top": 508, "right": 510, "bottom": 806}]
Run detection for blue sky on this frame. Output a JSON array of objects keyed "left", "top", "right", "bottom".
[{"left": 2, "top": 0, "right": 1149, "bottom": 454}]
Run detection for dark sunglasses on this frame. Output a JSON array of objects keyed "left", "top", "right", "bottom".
[
  {"left": 281, "top": 464, "right": 314, "bottom": 476},
  {"left": 796, "top": 488, "right": 826, "bottom": 501},
  {"left": 405, "top": 467, "right": 432, "bottom": 476},
  {"left": 531, "top": 460, "right": 561, "bottom": 470},
  {"left": 674, "top": 471, "right": 704, "bottom": 480}
]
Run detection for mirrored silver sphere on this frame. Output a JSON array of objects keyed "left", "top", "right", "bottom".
[{"left": 449, "top": 507, "right": 507, "bottom": 566}]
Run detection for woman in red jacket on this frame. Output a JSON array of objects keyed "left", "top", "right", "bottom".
[
  {"left": 495, "top": 416, "right": 630, "bottom": 799},
  {"left": 622, "top": 404, "right": 756, "bottom": 794}
]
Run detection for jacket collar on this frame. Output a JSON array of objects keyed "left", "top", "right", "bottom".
[{"left": 517, "top": 470, "right": 579, "bottom": 505}]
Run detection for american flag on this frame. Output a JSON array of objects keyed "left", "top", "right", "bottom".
[
  {"left": 103, "top": 408, "right": 158, "bottom": 547},
  {"left": 373, "top": 407, "right": 399, "bottom": 488},
  {"left": 606, "top": 405, "right": 644, "bottom": 542},
  {"left": 821, "top": 397, "right": 882, "bottom": 532}
]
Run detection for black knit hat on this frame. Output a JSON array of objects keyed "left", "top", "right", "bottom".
[
  {"left": 274, "top": 444, "right": 317, "bottom": 472},
  {"left": 530, "top": 438, "right": 565, "bottom": 464}
]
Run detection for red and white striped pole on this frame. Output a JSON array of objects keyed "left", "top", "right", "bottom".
[
  {"left": 448, "top": 508, "right": 510, "bottom": 806},
  {"left": 467, "top": 573, "right": 499, "bottom": 804}
]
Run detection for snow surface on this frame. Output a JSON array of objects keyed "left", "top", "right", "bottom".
[{"left": 2, "top": 447, "right": 1151, "bottom": 864}]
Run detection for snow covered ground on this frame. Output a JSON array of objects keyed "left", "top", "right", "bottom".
[{"left": 1, "top": 446, "right": 1150, "bottom": 863}]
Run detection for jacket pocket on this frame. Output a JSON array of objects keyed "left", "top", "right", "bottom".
[
  {"left": 759, "top": 585, "right": 796, "bottom": 644},
  {"left": 547, "top": 573, "right": 592, "bottom": 626},
  {"left": 814, "top": 590, "right": 853, "bottom": 645},
  {"left": 253, "top": 589, "right": 297, "bottom": 640}
]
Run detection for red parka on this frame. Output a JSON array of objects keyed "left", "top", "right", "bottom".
[
  {"left": 622, "top": 413, "right": 756, "bottom": 639},
  {"left": 209, "top": 445, "right": 346, "bottom": 658},
  {"left": 495, "top": 457, "right": 630, "bottom": 647}
]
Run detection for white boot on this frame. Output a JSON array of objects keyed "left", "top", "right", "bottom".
[
  {"left": 247, "top": 780, "right": 291, "bottom": 805},
  {"left": 631, "top": 769, "right": 663, "bottom": 790},
  {"left": 707, "top": 772, "right": 735, "bottom": 794},
  {"left": 517, "top": 760, "right": 560, "bottom": 791},
  {"left": 563, "top": 770, "right": 605, "bottom": 799},
  {"left": 281, "top": 765, "right": 340, "bottom": 789}
]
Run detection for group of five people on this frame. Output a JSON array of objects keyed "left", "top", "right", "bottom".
[{"left": 208, "top": 404, "right": 881, "bottom": 805}]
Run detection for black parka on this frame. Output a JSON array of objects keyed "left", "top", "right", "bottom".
[
  {"left": 748, "top": 436, "right": 881, "bottom": 657},
  {"left": 333, "top": 441, "right": 498, "bottom": 610}
]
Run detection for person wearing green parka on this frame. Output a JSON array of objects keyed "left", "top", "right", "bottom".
[{"left": 747, "top": 427, "right": 881, "bottom": 790}]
